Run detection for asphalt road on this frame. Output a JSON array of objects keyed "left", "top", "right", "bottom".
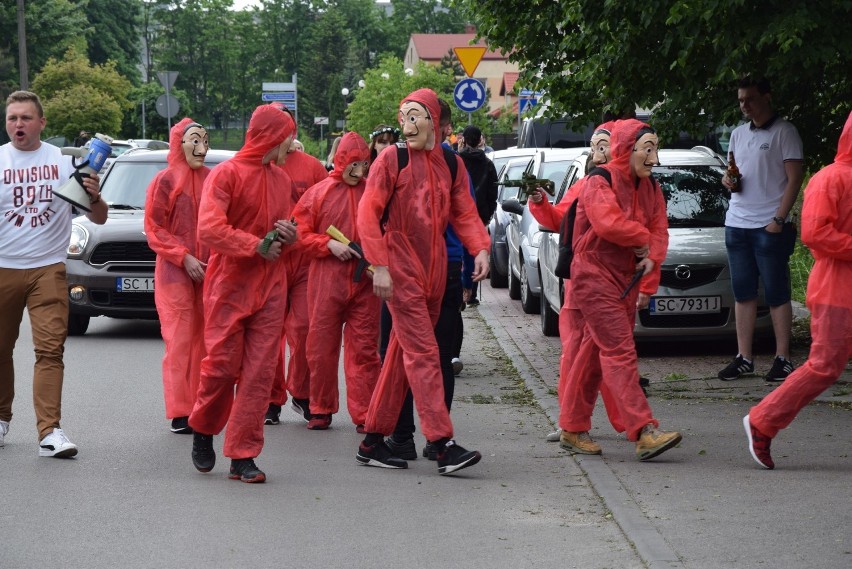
[{"left": 3, "top": 283, "right": 849, "bottom": 569}]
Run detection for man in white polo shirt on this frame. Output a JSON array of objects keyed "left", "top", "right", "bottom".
[{"left": 718, "top": 77, "right": 804, "bottom": 383}]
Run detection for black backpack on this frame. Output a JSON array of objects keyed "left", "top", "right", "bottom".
[{"left": 554, "top": 167, "right": 612, "bottom": 279}]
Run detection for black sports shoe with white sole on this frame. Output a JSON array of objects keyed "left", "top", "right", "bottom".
[
  {"left": 718, "top": 355, "right": 754, "bottom": 381},
  {"left": 436, "top": 439, "right": 481, "bottom": 475},
  {"left": 356, "top": 441, "right": 408, "bottom": 469}
]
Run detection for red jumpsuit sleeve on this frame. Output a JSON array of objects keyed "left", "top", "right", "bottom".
[
  {"left": 801, "top": 173, "right": 852, "bottom": 261},
  {"left": 144, "top": 172, "right": 190, "bottom": 267},
  {"left": 582, "top": 175, "right": 650, "bottom": 248},
  {"left": 292, "top": 187, "right": 333, "bottom": 258},
  {"left": 358, "top": 151, "right": 398, "bottom": 267},
  {"left": 448, "top": 154, "right": 490, "bottom": 255},
  {"left": 639, "top": 181, "right": 669, "bottom": 295},
  {"left": 198, "top": 168, "right": 261, "bottom": 257},
  {"left": 529, "top": 194, "right": 574, "bottom": 232}
]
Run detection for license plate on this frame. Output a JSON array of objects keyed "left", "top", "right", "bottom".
[
  {"left": 649, "top": 296, "right": 720, "bottom": 314},
  {"left": 116, "top": 277, "right": 155, "bottom": 292}
]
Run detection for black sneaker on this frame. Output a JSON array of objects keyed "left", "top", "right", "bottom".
[
  {"left": 170, "top": 416, "right": 193, "bottom": 434},
  {"left": 422, "top": 441, "right": 438, "bottom": 461},
  {"left": 290, "top": 398, "right": 311, "bottom": 422},
  {"left": 356, "top": 441, "right": 408, "bottom": 469},
  {"left": 385, "top": 435, "right": 417, "bottom": 460},
  {"left": 228, "top": 458, "right": 266, "bottom": 483},
  {"left": 467, "top": 298, "right": 480, "bottom": 307},
  {"left": 436, "top": 439, "right": 482, "bottom": 475},
  {"left": 765, "top": 356, "right": 794, "bottom": 382},
  {"left": 718, "top": 355, "right": 754, "bottom": 381},
  {"left": 264, "top": 404, "right": 282, "bottom": 425},
  {"left": 191, "top": 433, "right": 215, "bottom": 473}
]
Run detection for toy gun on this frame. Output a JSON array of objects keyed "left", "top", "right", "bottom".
[
  {"left": 326, "top": 225, "right": 373, "bottom": 282},
  {"left": 504, "top": 161, "right": 555, "bottom": 204},
  {"left": 620, "top": 267, "right": 645, "bottom": 300},
  {"left": 260, "top": 218, "right": 296, "bottom": 255}
]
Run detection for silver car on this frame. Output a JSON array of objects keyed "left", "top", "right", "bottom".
[
  {"left": 503, "top": 148, "right": 587, "bottom": 314},
  {"left": 488, "top": 157, "right": 535, "bottom": 289},
  {"left": 538, "top": 147, "right": 774, "bottom": 340},
  {"left": 66, "top": 149, "right": 235, "bottom": 335}
]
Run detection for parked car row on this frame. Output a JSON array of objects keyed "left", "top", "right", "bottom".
[{"left": 487, "top": 145, "right": 774, "bottom": 342}]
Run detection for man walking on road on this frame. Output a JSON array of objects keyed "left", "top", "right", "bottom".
[
  {"left": 744, "top": 111, "right": 852, "bottom": 470},
  {"left": 718, "top": 76, "right": 803, "bottom": 383}
]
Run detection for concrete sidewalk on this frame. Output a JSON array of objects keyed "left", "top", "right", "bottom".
[{"left": 477, "top": 282, "right": 851, "bottom": 569}]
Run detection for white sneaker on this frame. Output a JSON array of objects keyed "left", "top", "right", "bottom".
[
  {"left": 545, "top": 428, "right": 562, "bottom": 442},
  {"left": 0, "top": 420, "right": 9, "bottom": 446},
  {"left": 39, "top": 428, "right": 78, "bottom": 458},
  {"left": 451, "top": 358, "right": 463, "bottom": 375}
]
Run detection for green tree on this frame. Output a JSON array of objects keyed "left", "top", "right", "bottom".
[
  {"left": 31, "top": 48, "right": 132, "bottom": 140},
  {"left": 454, "top": 0, "right": 852, "bottom": 169},
  {"left": 385, "top": 0, "right": 467, "bottom": 57},
  {"left": 85, "top": 0, "right": 143, "bottom": 85},
  {"left": 0, "top": 0, "right": 88, "bottom": 88}
]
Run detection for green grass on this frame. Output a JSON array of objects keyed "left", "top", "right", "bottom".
[{"left": 790, "top": 240, "right": 814, "bottom": 305}]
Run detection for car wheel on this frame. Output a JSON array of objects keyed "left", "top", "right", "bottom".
[
  {"left": 68, "top": 313, "right": 90, "bottom": 336},
  {"left": 508, "top": 262, "right": 521, "bottom": 300},
  {"left": 520, "top": 262, "right": 540, "bottom": 314},
  {"left": 540, "top": 287, "right": 559, "bottom": 336},
  {"left": 489, "top": 253, "right": 508, "bottom": 288}
]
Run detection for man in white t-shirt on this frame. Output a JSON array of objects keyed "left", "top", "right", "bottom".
[
  {"left": 0, "top": 91, "right": 107, "bottom": 457},
  {"left": 719, "top": 77, "right": 804, "bottom": 383}
]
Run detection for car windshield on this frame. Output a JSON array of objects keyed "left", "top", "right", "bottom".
[
  {"left": 110, "top": 144, "right": 135, "bottom": 158},
  {"left": 539, "top": 159, "right": 573, "bottom": 202},
  {"left": 654, "top": 166, "right": 728, "bottom": 228},
  {"left": 101, "top": 162, "right": 166, "bottom": 208},
  {"left": 499, "top": 163, "right": 529, "bottom": 201}
]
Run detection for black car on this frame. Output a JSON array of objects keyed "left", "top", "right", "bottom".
[{"left": 65, "top": 149, "right": 235, "bottom": 335}]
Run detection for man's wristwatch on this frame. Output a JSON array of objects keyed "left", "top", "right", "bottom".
[{"left": 772, "top": 216, "right": 786, "bottom": 225}]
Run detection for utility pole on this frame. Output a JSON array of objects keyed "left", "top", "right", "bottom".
[{"left": 17, "top": 0, "right": 29, "bottom": 90}]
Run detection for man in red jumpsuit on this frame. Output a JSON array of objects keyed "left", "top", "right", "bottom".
[
  {"left": 744, "top": 111, "right": 852, "bottom": 470},
  {"left": 144, "top": 118, "right": 210, "bottom": 435},
  {"left": 560, "top": 118, "right": 682, "bottom": 460},
  {"left": 529, "top": 122, "right": 627, "bottom": 447},
  {"left": 264, "top": 105, "right": 329, "bottom": 427},
  {"left": 291, "top": 132, "right": 378, "bottom": 431},
  {"left": 188, "top": 105, "right": 298, "bottom": 483},
  {"left": 355, "top": 88, "right": 491, "bottom": 475}
]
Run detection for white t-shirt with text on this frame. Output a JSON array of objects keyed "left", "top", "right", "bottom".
[{"left": 0, "top": 142, "right": 76, "bottom": 269}]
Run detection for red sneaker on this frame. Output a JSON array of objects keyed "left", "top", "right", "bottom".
[
  {"left": 307, "top": 414, "right": 332, "bottom": 430},
  {"left": 743, "top": 414, "right": 775, "bottom": 469}
]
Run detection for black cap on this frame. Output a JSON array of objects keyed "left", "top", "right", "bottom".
[{"left": 462, "top": 125, "right": 482, "bottom": 147}]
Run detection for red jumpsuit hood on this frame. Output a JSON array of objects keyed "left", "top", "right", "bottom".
[
  {"left": 836, "top": 111, "right": 852, "bottom": 166},
  {"left": 401, "top": 88, "right": 442, "bottom": 156},
  {"left": 595, "top": 120, "right": 617, "bottom": 136},
  {"left": 330, "top": 132, "right": 370, "bottom": 180},
  {"left": 235, "top": 105, "right": 295, "bottom": 163},
  {"left": 606, "top": 118, "right": 651, "bottom": 178}
]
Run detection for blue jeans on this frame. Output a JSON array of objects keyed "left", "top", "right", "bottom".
[{"left": 725, "top": 224, "right": 796, "bottom": 306}]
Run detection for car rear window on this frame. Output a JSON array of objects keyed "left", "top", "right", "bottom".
[{"left": 655, "top": 166, "right": 728, "bottom": 228}]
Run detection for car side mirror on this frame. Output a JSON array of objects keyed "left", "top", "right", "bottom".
[{"left": 501, "top": 198, "right": 524, "bottom": 215}]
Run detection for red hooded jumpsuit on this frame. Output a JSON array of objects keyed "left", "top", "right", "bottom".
[
  {"left": 357, "top": 89, "right": 490, "bottom": 442},
  {"left": 144, "top": 117, "right": 210, "bottom": 421},
  {"left": 529, "top": 122, "right": 625, "bottom": 433},
  {"left": 189, "top": 105, "right": 296, "bottom": 459},
  {"left": 291, "top": 132, "right": 379, "bottom": 425},
  {"left": 560, "top": 119, "right": 668, "bottom": 442},
  {"left": 268, "top": 149, "right": 329, "bottom": 408},
  {"left": 749, "top": 111, "right": 852, "bottom": 437}
]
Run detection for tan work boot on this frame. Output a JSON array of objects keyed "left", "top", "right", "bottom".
[
  {"left": 559, "top": 431, "right": 602, "bottom": 455},
  {"left": 635, "top": 424, "right": 682, "bottom": 461}
]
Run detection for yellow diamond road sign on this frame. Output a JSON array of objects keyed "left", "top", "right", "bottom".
[{"left": 453, "top": 46, "right": 487, "bottom": 78}]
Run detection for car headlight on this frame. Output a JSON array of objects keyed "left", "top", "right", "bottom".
[
  {"left": 531, "top": 231, "right": 543, "bottom": 247},
  {"left": 67, "top": 223, "right": 90, "bottom": 257}
]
